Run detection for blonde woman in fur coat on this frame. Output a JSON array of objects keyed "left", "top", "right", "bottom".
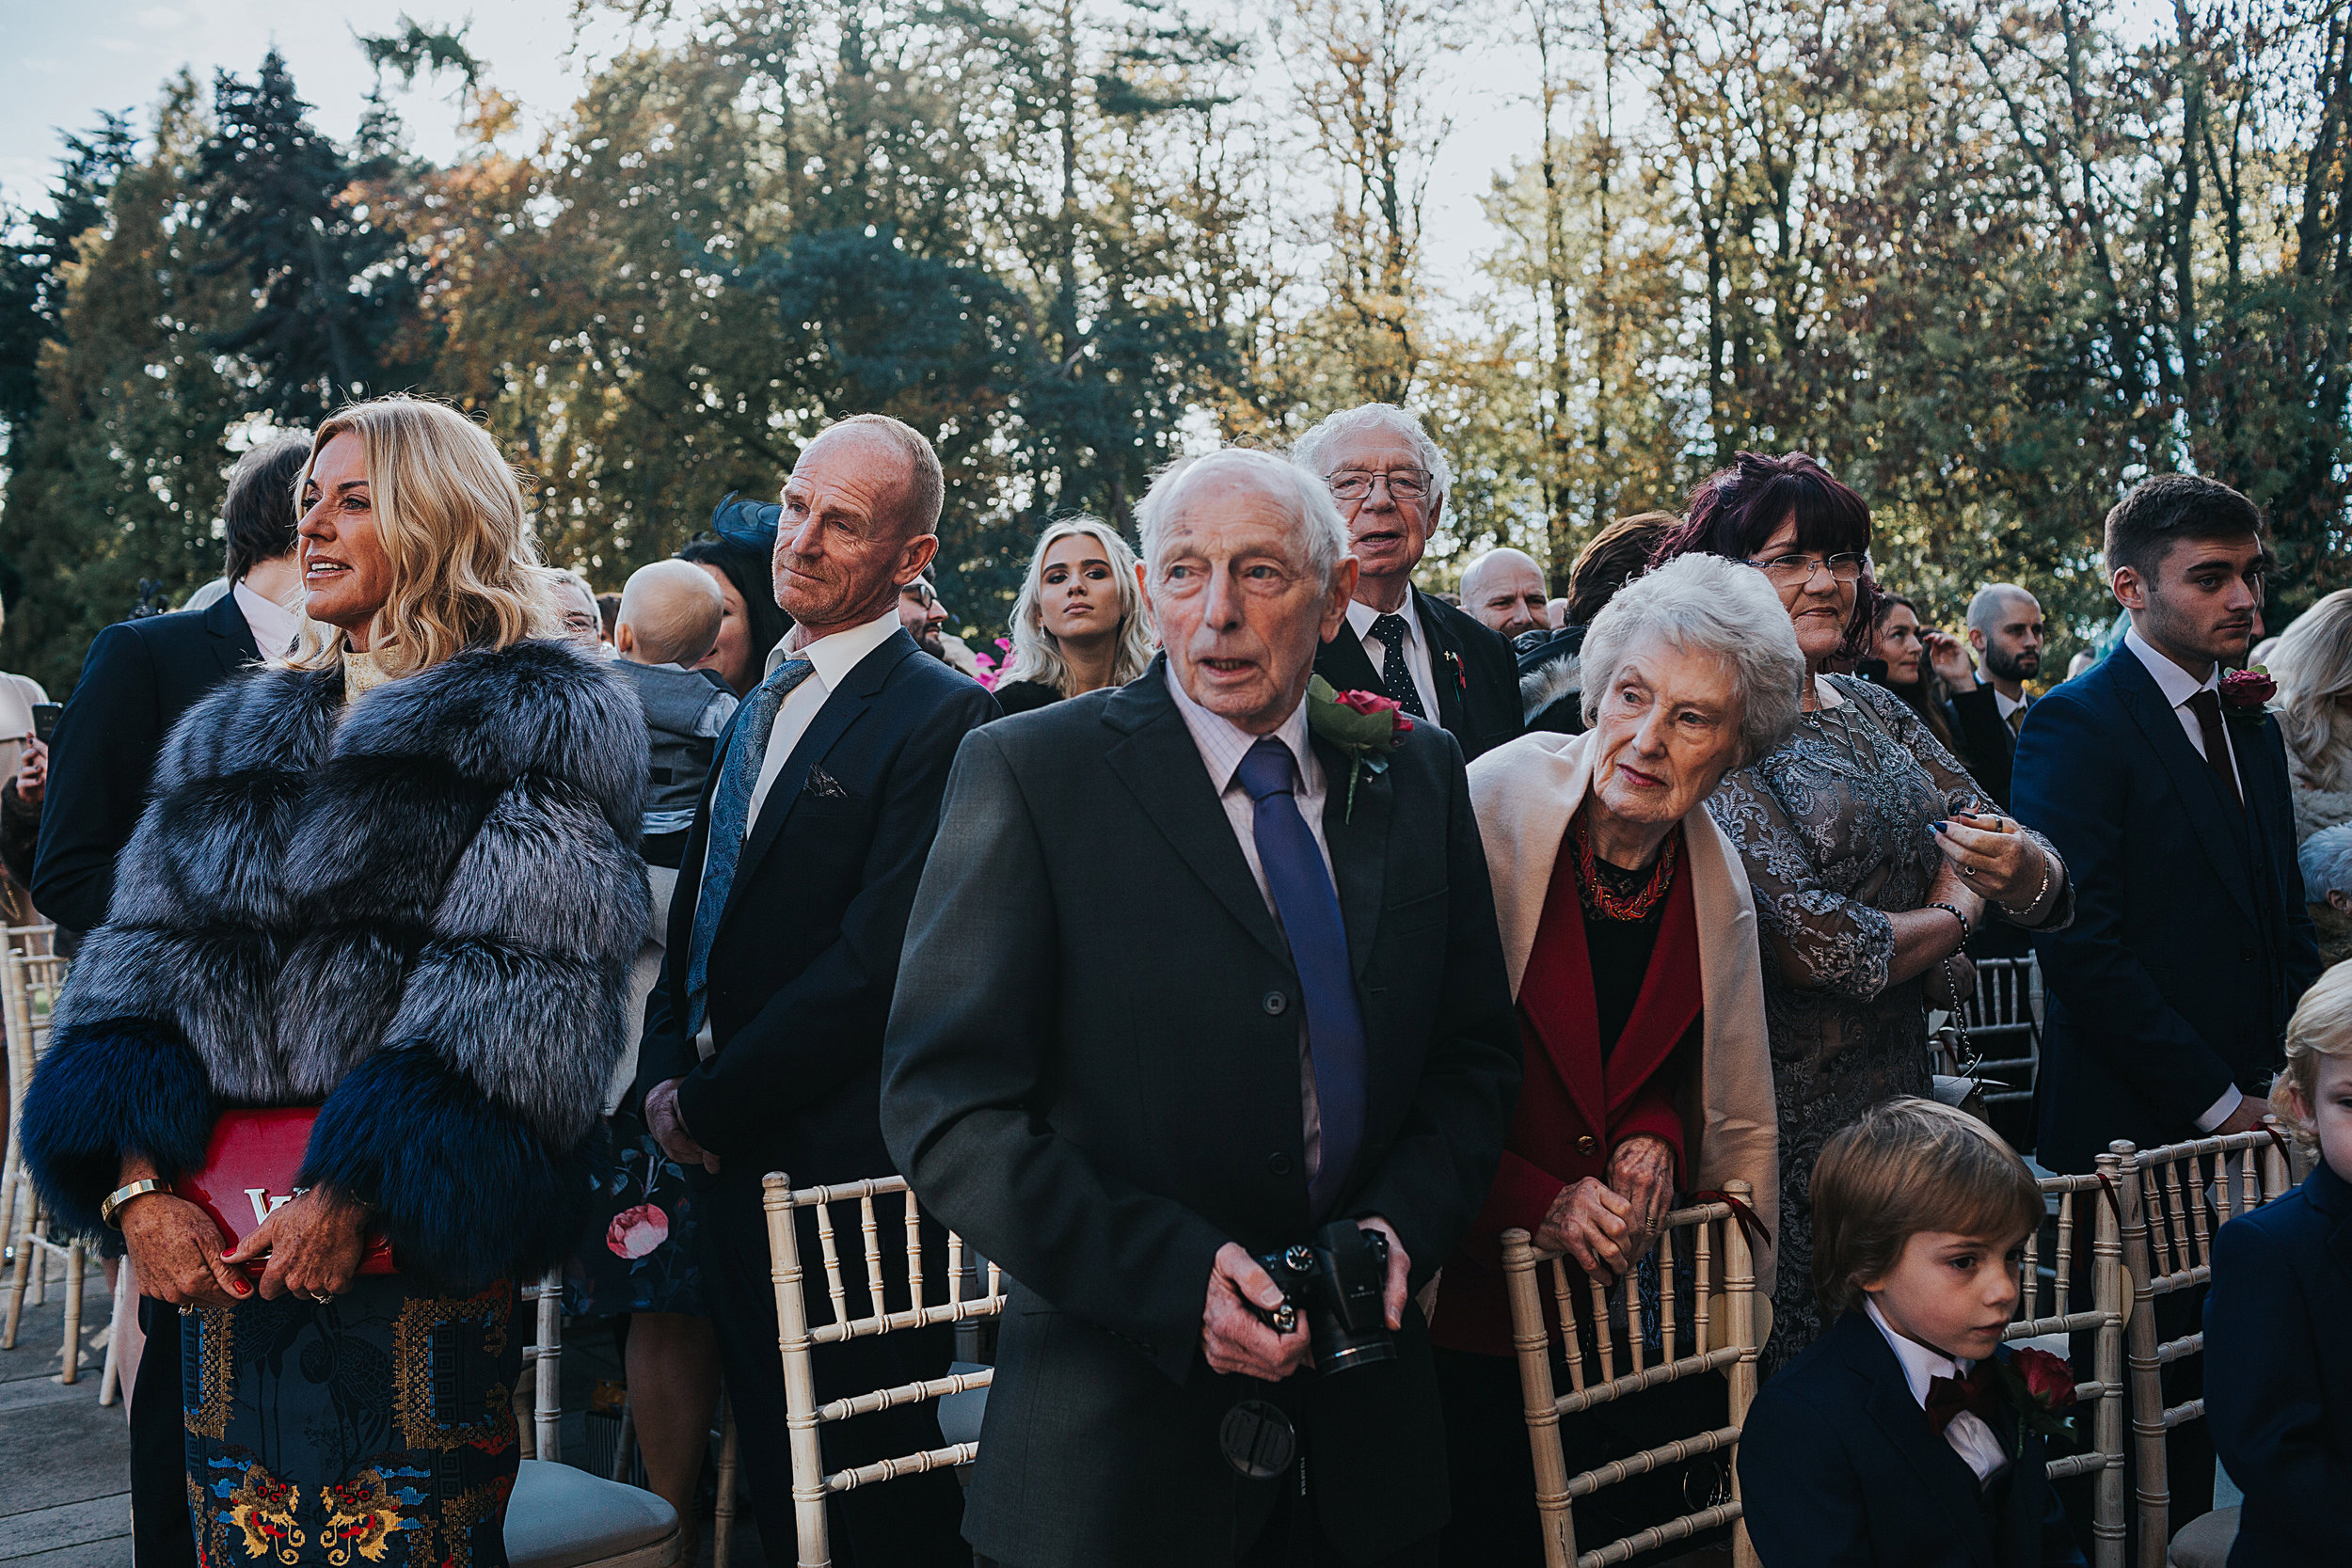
[{"left": 22, "top": 397, "right": 648, "bottom": 1568}]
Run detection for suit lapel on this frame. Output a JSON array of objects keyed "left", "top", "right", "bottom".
[
  {"left": 1102, "top": 665, "right": 1291, "bottom": 967},
  {"left": 2106, "top": 653, "right": 2258, "bottom": 923},
  {"left": 717, "top": 635, "right": 911, "bottom": 936},
  {"left": 1515, "top": 862, "right": 1609, "bottom": 1138},
  {"left": 202, "top": 590, "right": 262, "bottom": 672},
  {"left": 1315, "top": 622, "right": 1384, "bottom": 699},
  {"left": 1603, "top": 863, "right": 1703, "bottom": 1116},
  {"left": 1312, "top": 732, "right": 1390, "bottom": 980},
  {"left": 1415, "top": 591, "right": 1468, "bottom": 736},
  {"left": 1842, "top": 1315, "right": 1996, "bottom": 1568}
]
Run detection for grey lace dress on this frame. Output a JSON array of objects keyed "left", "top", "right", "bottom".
[{"left": 1706, "top": 673, "right": 2072, "bottom": 1368}]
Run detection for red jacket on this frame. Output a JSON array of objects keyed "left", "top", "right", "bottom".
[{"left": 1429, "top": 837, "right": 1701, "bottom": 1355}]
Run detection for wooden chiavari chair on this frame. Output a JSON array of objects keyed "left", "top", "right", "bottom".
[
  {"left": 2104, "top": 1128, "right": 2296, "bottom": 1568},
  {"left": 1501, "top": 1179, "right": 1761, "bottom": 1568},
  {"left": 0, "top": 926, "right": 56, "bottom": 1294},
  {"left": 1961, "top": 954, "right": 2044, "bottom": 1118},
  {"left": 764, "top": 1171, "right": 1005, "bottom": 1568},
  {"left": 2, "top": 945, "right": 87, "bottom": 1378},
  {"left": 2007, "top": 1157, "right": 2132, "bottom": 1568}
]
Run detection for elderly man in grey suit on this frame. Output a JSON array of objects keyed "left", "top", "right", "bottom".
[{"left": 882, "top": 447, "right": 1520, "bottom": 1567}]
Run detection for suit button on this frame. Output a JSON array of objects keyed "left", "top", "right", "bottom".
[
  {"left": 1266, "top": 1153, "right": 1294, "bottom": 1177},
  {"left": 2239, "top": 947, "right": 2256, "bottom": 963},
  {"left": 1263, "top": 990, "right": 1289, "bottom": 1016},
  {"left": 1577, "top": 1135, "right": 1598, "bottom": 1157}
]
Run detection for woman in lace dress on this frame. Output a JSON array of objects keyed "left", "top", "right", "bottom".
[{"left": 1655, "top": 452, "right": 2074, "bottom": 1368}]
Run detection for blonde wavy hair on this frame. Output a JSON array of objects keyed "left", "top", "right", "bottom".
[
  {"left": 282, "top": 397, "right": 552, "bottom": 676},
  {"left": 1001, "top": 517, "right": 1156, "bottom": 697},
  {"left": 2272, "top": 588, "right": 2352, "bottom": 793},
  {"left": 2270, "top": 960, "right": 2352, "bottom": 1146}
]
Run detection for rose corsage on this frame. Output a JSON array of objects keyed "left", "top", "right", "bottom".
[
  {"left": 2219, "top": 665, "right": 2277, "bottom": 716},
  {"left": 1304, "top": 675, "right": 1411, "bottom": 820}
]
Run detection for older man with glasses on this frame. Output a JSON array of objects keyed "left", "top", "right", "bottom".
[{"left": 1295, "top": 404, "right": 1524, "bottom": 761}]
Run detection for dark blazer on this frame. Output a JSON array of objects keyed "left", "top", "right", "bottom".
[
  {"left": 2207, "top": 1160, "right": 2352, "bottom": 1568},
  {"left": 2010, "top": 647, "right": 2321, "bottom": 1173},
  {"left": 632, "top": 628, "right": 999, "bottom": 1180},
  {"left": 1948, "top": 687, "right": 2019, "bottom": 808},
  {"left": 881, "top": 657, "right": 1520, "bottom": 1568},
  {"left": 1315, "top": 587, "right": 1522, "bottom": 761},
  {"left": 1740, "top": 1309, "right": 2085, "bottom": 1568},
  {"left": 32, "top": 594, "right": 261, "bottom": 937}
]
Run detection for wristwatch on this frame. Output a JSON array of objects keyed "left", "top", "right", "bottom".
[{"left": 100, "top": 1179, "right": 167, "bottom": 1227}]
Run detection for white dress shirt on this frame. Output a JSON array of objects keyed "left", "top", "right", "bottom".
[
  {"left": 1865, "top": 1298, "right": 2011, "bottom": 1486},
  {"left": 232, "top": 579, "right": 302, "bottom": 661},
  {"left": 740, "top": 610, "right": 902, "bottom": 833},
  {"left": 1993, "top": 686, "right": 2030, "bottom": 729},
  {"left": 2122, "top": 626, "right": 2249, "bottom": 1133},
  {"left": 1166, "top": 664, "right": 1333, "bottom": 1178},
  {"left": 1345, "top": 596, "right": 1438, "bottom": 721}
]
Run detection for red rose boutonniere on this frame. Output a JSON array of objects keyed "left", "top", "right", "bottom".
[
  {"left": 2219, "top": 665, "right": 2277, "bottom": 716},
  {"left": 1442, "top": 647, "right": 1467, "bottom": 693},
  {"left": 1991, "top": 1345, "right": 2079, "bottom": 1449},
  {"left": 1305, "top": 675, "right": 1411, "bottom": 820}
]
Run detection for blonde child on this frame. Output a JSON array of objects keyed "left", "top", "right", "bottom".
[{"left": 2206, "top": 962, "right": 2352, "bottom": 1566}]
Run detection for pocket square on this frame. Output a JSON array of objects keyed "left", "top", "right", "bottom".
[{"left": 803, "top": 766, "right": 852, "bottom": 800}]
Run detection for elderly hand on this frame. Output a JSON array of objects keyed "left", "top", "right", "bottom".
[
  {"left": 1536, "top": 1178, "right": 1645, "bottom": 1280},
  {"left": 224, "top": 1185, "right": 371, "bottom": 1302},
  {"left": 1202, "top": 1243, "right": 1311, "bottom": 1382},
  {"left": 119, "top": 1191, "right": 248, "bottom": 1309},
  {"left": 14, "top": 736, "right": 46, "bottom": 807},
  {"left": 645, "top": 1077, "right": 719, "bottom": 1174},
  {"left": 1605, "top": 1135, "right": 1676, "bottom": 1259},
  {"left": 1933, "top": 811, "right": 2051, "bottom": 911}
]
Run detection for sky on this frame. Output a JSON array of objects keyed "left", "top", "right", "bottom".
[{"left": 0, "top": 0, "right": 1549, "bottom": 311}]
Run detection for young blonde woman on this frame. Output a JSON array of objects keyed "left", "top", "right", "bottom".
[
  {"left": 989, "top": 516, "right": 1155, "bottom": 716},
  {"left": 22, "top": 395, "right": 649, "bottom": 1567},
  {"left": 2270, "top": 587, "right": 2352, "bottom": 843}
]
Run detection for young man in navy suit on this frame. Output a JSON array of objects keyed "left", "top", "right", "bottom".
[
  {"left": 1740, "top": 1099, "right": 2083, "bottom": 1568},
  {"left": 2010, "top": 474, "right": 2322, "bottom": 1525}
]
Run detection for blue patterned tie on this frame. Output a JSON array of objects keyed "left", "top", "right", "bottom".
[
  {"left": 683, "top": 657, "right": 817, "bottom": 1036},
  {"left": 1235, "top": 736, "right": 1368, "bottom": 1216}
]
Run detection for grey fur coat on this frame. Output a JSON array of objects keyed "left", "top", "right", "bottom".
[{"left": 22, "top": 638, "right": 649, "bottom": 1287}]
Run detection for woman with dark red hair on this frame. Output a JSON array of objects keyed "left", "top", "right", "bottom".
[{"left": 1652, "top": 452, "right": 2074, "bottom": 1366}]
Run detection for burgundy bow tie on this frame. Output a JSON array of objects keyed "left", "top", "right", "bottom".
[{"left": 1924, "top": 1363, "right": 1999, "bottom": 1435}]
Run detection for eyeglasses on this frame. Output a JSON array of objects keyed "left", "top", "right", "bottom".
[
  {"left": 1744, "top": 551, "right": 1868, "bottom": 587},
  {"left": 1327, "top": 468, "right": 1433, "bottom": 502}
]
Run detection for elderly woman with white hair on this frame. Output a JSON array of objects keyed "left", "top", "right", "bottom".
[
  {"left": 1430, "top": 552, "right": 1790, "bottom": 1563},
  {"left": 990, "top": 515, "right": 1157, "bottom": 716}
]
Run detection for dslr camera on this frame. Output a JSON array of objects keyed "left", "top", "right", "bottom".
[{"left": 1254, "top": 1219, "right": 1396, "bottom": 1374}]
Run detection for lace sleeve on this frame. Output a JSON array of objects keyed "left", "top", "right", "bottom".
[{"left": 1706, "top": 765, "right": 1895, "bottom": 1000}]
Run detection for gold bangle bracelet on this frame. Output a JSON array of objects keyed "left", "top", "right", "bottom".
[{"left": 100, "top": 1178, "right": 167, "bottom": 1227}]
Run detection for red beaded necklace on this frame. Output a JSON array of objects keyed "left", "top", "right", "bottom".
[{"left": 1571, "top": 809, "right": 1680, "bottom": 922}]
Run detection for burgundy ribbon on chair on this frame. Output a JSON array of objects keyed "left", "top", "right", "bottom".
[
  {"left": 2094, "top": 1171, "right": 2128, "bottom": 1230},
  {"left": 2261, "top": 1122, "right": 2294, "bottom": 1171},
  {"left": 1687, "top": 1190, "right": 1772, "bottom": 1252}
]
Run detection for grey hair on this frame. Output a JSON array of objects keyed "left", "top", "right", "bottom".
[
  {"left": 1966, "top": 582, "right": 2038, "bottom": 636},
  {"left": 1135, "top": 448, "right": 1352, "bottom": 588},
  {"left": 2300, "top": 821, "right": 2352, "bottom": 902},
  {"left": 1579, "top": 552, "right": 1805, "bottom": 767},
  {"left": 1291, "top": 403, "right": 1454, "bottom": 517}
]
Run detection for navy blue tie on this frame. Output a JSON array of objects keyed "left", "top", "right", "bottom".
[
  {"left": 1235, "top": 736, "right": 1367, "bottom": 1216},
  {"left": 684, "top": 656, "right": 817, "bottom": 1036}
]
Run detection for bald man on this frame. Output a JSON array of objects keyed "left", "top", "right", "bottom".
[
  {"left": 1458, "top": 547, "right": 1549, "bottom": 641},
  {"left": 1965, "top": 583, "right": 2046, "bottom": 728}
]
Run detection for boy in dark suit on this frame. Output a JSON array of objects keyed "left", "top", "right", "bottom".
[
  {"left": 1740, "top": 1099, "right": 2083, "bottom": 1568},
  {"left": 2207, "top": 963, "right": 2352, "bottom": 1567}
]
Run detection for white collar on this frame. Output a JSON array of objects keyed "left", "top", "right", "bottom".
[
  {"left": 232, "top": 578, "right": 303, "bottom": 660},
  {"left": 1864, "top": 1296, "right": 1974, "bottom": 1407},
  {"left": 1346, "top": 595, "right": 1419, "bottom": 642},
  {"left": 2124, "top": 625, "right": 2219, "bottom": 707},
  {"left": 766, "top": 609, "right": 900, "bottom": 689},
  {"left": 1993, "top": 686, "right": 2028, "bottom": 720},
  {"left": 1163, "top": 661, "right": 1314, "bottom": 793}
]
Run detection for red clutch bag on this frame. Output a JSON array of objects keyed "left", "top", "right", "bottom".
[{"left": 171, "top": 1108, "right": 396, "bottom": 1277}]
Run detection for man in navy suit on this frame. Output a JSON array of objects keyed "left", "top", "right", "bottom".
[
  {"left": 633, "top": 415, "right": 998, "bottom": 1566},
  {"left": 2010, "top": 473, "right": 2322, "bottom": 1529}
]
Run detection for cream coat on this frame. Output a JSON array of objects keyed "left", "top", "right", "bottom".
[{"left": 1466, "top": 726, "right": 1780, "bottom": 1294}]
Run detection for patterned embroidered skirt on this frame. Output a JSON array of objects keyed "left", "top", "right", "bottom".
[{"left": 182, "top": 1276, "right": 521, "bottom": 1568}]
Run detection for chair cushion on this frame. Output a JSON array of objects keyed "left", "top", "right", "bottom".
[
  {"left": 2169, "top": 1506, "right": 2239, "bottom": 1568},
  {"left": 505, "top": 1459, "right": 681, "bottom": 1568}
]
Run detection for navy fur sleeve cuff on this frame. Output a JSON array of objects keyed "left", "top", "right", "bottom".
[
  {"left": 298, "top": 1043, "right": 591, "bottom": 1291},
  {"left": 19, "top": 1020, "right": 215, "bottom": 1238}
]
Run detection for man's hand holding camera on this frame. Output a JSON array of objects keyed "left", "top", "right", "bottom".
[{"left": 1200, "top": 1215, "right": 1410, "bottom": 1383}]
